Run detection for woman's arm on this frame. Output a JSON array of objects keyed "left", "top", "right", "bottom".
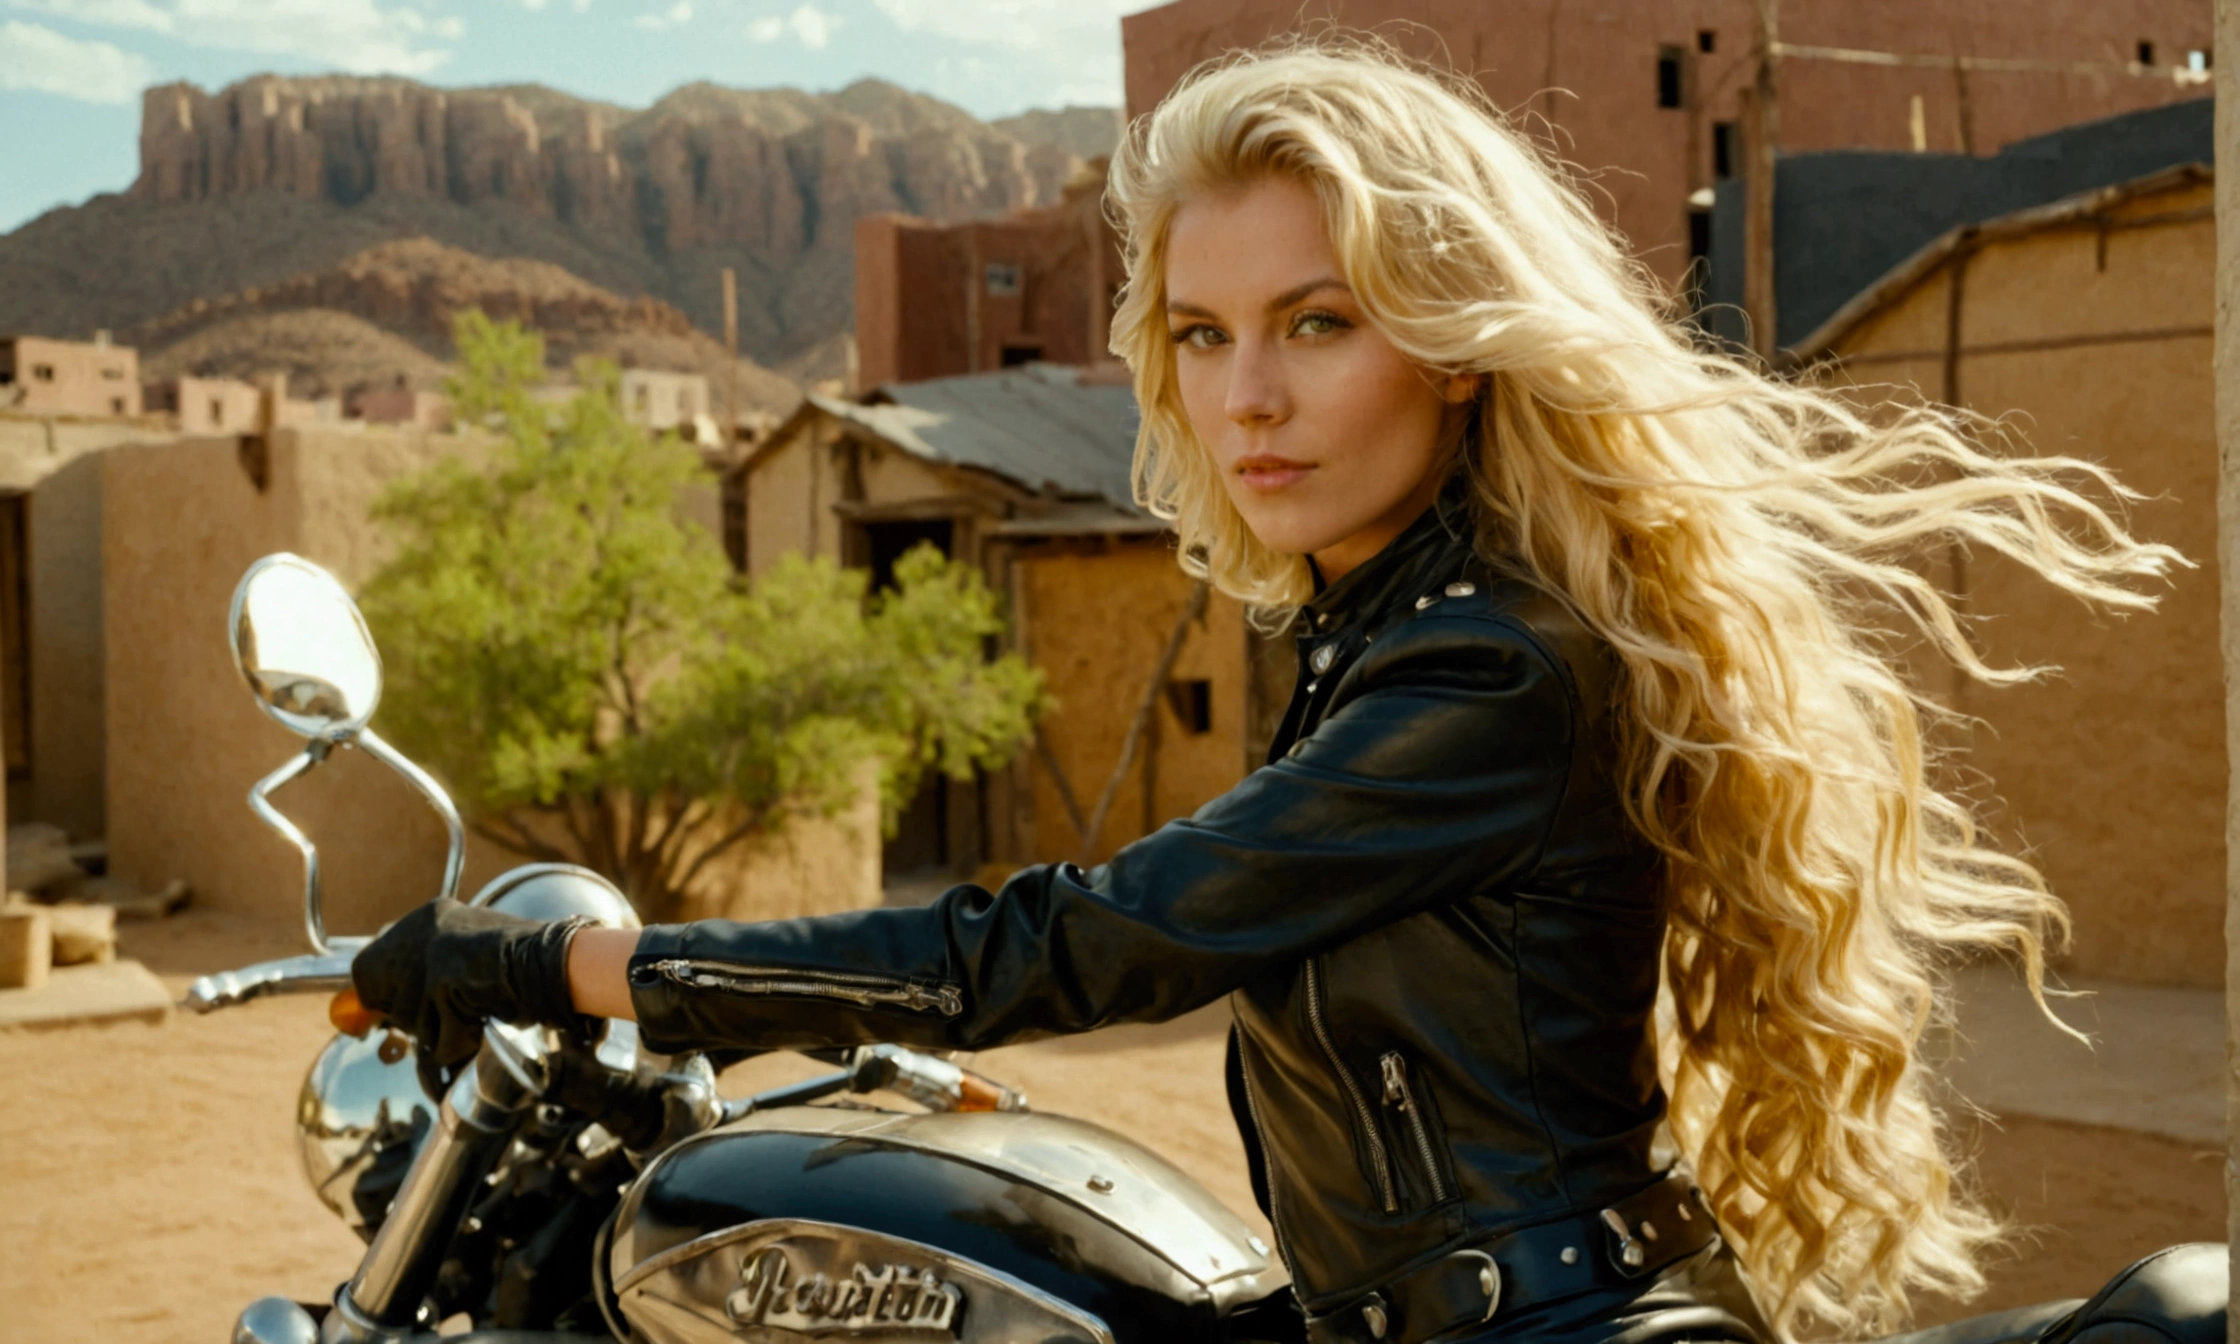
[
  {"left": 569, "top": 925, "right": 639, "bottom": 1021},
  {"left": 614, "top": 611, "right": 1579, "bottom": 1058}
]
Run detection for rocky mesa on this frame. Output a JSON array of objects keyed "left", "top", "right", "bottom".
[{"left": 0, "top": 75, "right": 1121, "bottom": 375}]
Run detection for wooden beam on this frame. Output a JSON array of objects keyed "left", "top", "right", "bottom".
[{"left": 2214, "top": 0, "right": 2239, "bottom": 1328}]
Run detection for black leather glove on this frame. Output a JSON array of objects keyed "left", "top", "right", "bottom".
[{"left": 351, "top": 899, "right": 594, "bottom": 1069}]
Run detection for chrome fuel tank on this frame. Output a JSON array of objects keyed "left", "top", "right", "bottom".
[{"left": 608, "top": 1106, "right": 1287, "bottom": 1344}]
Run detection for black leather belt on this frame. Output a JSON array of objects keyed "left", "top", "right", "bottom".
[{"left": 1304, "top": 1173, "right": 1720, "bottom": 1344}]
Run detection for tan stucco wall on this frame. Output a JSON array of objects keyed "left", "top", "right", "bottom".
[
  {"left": 22, "top": 454, "right": 107, "bottom": 840},
  {"left": 1016, "top": 543, "right": 1250, "bottom": 866},
  {"left": 1828, "top": 182, "right": 2219, "bottom": 986},
  {"left": 105, "top": 425, "right": 880, "bottom": 937},
  {"left": 0, "top": 414, "right": 177, "bottom": 842}
]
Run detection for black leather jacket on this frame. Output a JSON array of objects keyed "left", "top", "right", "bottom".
[{"left": 629, "top": 495, "right": 1753, "bottom": 1340}]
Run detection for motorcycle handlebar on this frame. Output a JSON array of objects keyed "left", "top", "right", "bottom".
[{"left": 182, "top": 944, "right": 366, "bottom": 1013}]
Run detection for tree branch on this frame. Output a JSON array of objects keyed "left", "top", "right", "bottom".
[
  {"left": 672, "top": 802, "right": 782, "bottom": 892},
  {"left": 471, "top": 814, "right": 570, "bottom": 864}
]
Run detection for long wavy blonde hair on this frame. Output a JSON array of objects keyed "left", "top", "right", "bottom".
[{"left": 1105, "top": 42, "right": 2178, "bottom": 1337}]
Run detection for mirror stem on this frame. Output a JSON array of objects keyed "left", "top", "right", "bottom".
[
  {"left": 359, "top": 728, "right": 467, "bottom": 904},
  {"left": 249, "top": 743, "right": 333, "bottom": 955}
]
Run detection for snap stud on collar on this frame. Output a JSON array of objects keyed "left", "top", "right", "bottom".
[
  {"left": 1310, "top": 644, "right": 1335, "bottom": 674},
  {"left": 1445, "top": 581, "right": 1476, "bottom": 598}
]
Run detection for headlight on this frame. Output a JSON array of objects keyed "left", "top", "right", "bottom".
[{"left": 296, "top": 1030, "right": 435, "bottom": 1238}]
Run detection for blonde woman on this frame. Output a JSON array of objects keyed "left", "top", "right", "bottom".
[{"left": 356, "top": 44, "right": 2193, "bottom": 1344}]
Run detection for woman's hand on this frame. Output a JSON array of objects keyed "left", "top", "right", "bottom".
[{"left": 350, "top": 900, "right": 594, "bottom": 1067}]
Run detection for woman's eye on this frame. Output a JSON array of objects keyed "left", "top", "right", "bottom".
[
  {"left": 1170, "top": 324, "right": 1228, "bottom": 349},
  {"left": 1290, "top": 309, "right": 1350, "bottom": 338}
]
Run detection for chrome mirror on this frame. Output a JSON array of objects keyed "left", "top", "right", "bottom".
[
  {"left": 231, "top": 553, "right": 384, "bottom": 742},
  {"left": 228, "top": 553, "right": 466, "bottom": 955}
]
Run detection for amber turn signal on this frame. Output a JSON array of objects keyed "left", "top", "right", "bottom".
[{"left": 328, "top": 986, "right": 380, "bottom": 1038}]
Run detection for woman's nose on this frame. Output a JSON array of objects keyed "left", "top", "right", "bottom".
[{"left": 1223, "top": 339, "right": 1291, "bottom": 426}]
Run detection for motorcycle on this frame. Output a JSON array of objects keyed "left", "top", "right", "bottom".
[
  {"left": 185, "top": 553, "right": 2223, "bottom": 1344},
  {"left": 186, "top": 552, "right": 1287, "bottom": 1344}
]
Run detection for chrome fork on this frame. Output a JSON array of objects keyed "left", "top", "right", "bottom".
[{"left": 321, "top": 1022, "right": 550, "bottom": 1343}]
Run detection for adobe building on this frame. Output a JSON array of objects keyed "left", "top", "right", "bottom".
[
  {"left": 350, "top": 382, "right": 454, "bottom": 430},
  {"left": 1795, "top": 160, "right": 2215, "bottom": 989},
  {"left": 620, "top": 368, "right": 714, "bottom": 439},
  {"left": 144, "top": 375, "right": 259, "bottom": 435},
  {"left": 736, "top": 363, "right": 1279, "bottom": 878},
  {"left": 0, "top": 335, "right": 142, "bottom": 418},
  {"left": 0, "top": 411, "right": 177, "bottom": 848},
  {"left": 854, "top": 164, "right": 1121, "bottom": 389},
  {"left": 1121, "top": 0, "right": 2211, "bottom": 295}
]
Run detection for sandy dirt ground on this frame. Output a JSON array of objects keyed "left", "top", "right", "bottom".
[{"left": 0, "top": 910, "right": 2222, "bottom": 1343}]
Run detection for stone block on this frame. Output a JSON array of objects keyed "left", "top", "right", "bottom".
[
  {"left": 47, "top": 902, "right": 117, "bottom": 965},
  {"left": 0, "top": 907, "right": 52, "bottom": 989}
]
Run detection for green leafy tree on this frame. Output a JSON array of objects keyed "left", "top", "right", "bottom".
[{"left": 358, "top": 312, "right": 1045, "bottom": 919}]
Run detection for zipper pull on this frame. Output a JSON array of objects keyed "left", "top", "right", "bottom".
[{"left": 1380, "top": 1052, "right": 1409, "bottom": 1108}]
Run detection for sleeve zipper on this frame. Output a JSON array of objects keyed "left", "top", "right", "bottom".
[
  {"left": 1303, "top": 958, "right": 1397, "bottom": 1214},
  {"left": 1380, "top": 1051, "right": 1452, "bottom": 1205},
  {"left": 634, "top": 958, "right": 964, "bottom": 1017}
]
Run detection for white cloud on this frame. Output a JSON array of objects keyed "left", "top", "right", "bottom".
[
  {"left": 8, "top": 0, "right": 173, "bottom": 30},
  {"left": 632, "top": 0, "right": 687, "bottom": 29},
  {"left": 9, "top": 0, "right": 456, "bottom": 75},
  {"left": 0, "top": 18, "right": 153, "bottom": 102},
  {"left": 869, "top": 0, "right": 1141, "bottom": 107},
  {"left": 746, "top": 3, "right": 840, "bottom": 50}
]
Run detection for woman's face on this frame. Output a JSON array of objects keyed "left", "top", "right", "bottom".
[{"left": 1164, "top": 175, "right": 1472, "bottom": 581}]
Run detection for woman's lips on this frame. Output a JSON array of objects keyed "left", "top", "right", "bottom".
[{"left": 1234, "top": 454, "right": 1313, "bottom": 493}]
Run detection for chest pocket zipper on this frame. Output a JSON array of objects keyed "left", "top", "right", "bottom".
[
  {"left": 1303, "top": 958, "right": 1398, "bottom": 1214},
  {"left": 1380, "top": 1051, "right": 1453, "bottom": 1205}
]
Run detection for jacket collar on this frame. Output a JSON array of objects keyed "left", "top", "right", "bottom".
[{"left": 1299, "top": 474, "right": 1475, "bottom": 636}]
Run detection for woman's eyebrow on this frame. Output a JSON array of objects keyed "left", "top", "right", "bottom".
[
  {"left": 1166, "top": 276, "right": 1351, "bottom": 321},
  {"left": 1266, "top": 276, "right": 1349, "bottom": 312}
]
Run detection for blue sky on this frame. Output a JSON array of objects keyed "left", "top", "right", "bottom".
[{"left": 0, "top": 0, "right": 1159, "bottom": 234}]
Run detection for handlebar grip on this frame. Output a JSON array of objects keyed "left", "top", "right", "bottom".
[{"left": 329, "top": 986, "right": 380, "bottom": 1038}]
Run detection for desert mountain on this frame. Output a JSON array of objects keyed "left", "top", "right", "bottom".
[
  {"left": 0, "top": 75, "right": 1120, "bottom": 381},
  {"left": 134, "top": 238, "right": 802, "bottom": 412}
]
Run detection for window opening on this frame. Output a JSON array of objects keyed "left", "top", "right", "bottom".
[
  {"left": 1712, "top": 122, "right": 1737, "bottom": 179},
  {"left": 984, "top": 262, "right": 1022, "bottom": 297},
  {"left": 2137, "top": 40, "right": 2155, "bottom": 65},
  {"left": 1696, "top": 29, "right": 1715, "bottom": 53},
  {"left": 2188, "top": 49, "right": 2210, "bottom": 71},
  {"left": 1684, "top": 208, "right": 1712, "bottom": 314},
  {"left": 999, "top": 340, "right": 1043, "bottom": 368},
  {"left": 110, "top": 397, "right": 125, "bottom": 415},
  {"left": 1656, "top": 46, "right": 1685, "bottom": 109},
  {"left": 1165, "top": 679, "right": 1214, "bottom": 735},
  {"left": 32, "top": 364, "right": 54, "bottom": 382}
]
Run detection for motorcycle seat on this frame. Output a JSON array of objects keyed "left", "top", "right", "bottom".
[{"left": 1877, "top": 1245, "right": 2226, "bottom": 1344}]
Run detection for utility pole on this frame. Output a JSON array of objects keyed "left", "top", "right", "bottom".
[
  {"left": 1742, "top": 0, "right": 1780, "bottom": 362},
  {"left": 2215, "top": 0, "right": 2239, "bottom": 1333},
  {"left": 720, "top": 266, "right": 740, "bottom": 447}
]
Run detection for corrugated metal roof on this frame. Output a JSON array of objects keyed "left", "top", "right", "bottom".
[{"left": 810, "top": 363, "right": 1143, "bottom": 511}]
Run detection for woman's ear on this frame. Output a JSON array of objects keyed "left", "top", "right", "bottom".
[{"left": 1439, "top": 372, "right": 1483, "bottom": 405}]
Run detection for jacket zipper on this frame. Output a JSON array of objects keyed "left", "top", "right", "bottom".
[
  {"left": 634, "top": 959, "right": 964, "bottom": 1016},
  {"left": 1303, "top": 958, "right": 1397, "bottom": 1214},
  {"left": 1380, "top": 1051, "right": 1451, "bottom": 1205}
]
